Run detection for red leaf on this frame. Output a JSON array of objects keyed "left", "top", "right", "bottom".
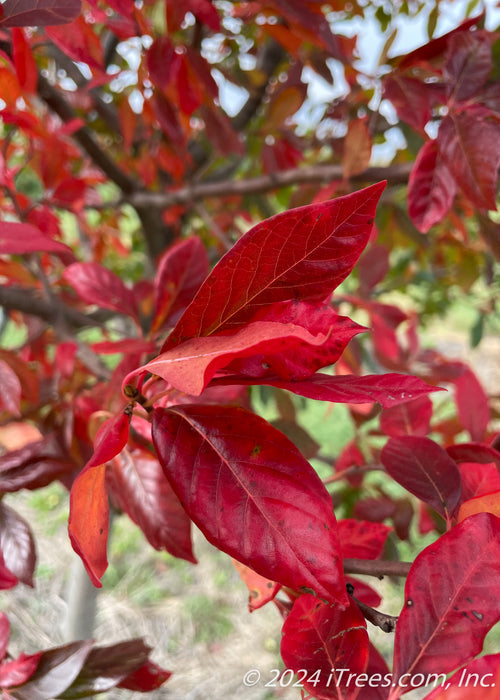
[
  {"left": 393, "top": 513, "right": 500, "bottom": 686},
  {"left": 138, "top": 321, "right": 340, "bottom": 396},
  {"left": 356, "top": 643, "right": 390, "bottom": 700},
  {"left": 0, "top": 222, "right": 72, "bottom": 255},
  {"left": 231, "top": 560, "right": 280, "bottom": 611},
  {"left": 338, "top": 519, "right": 391, "bottom": 560},
  {"left": 45, "top": 15, "right": 103, "bottom": 70},
  {"left": 408, "top": 140, "right": 457, "bottom": 232},
  {"left": 9, "top": 640, "right": 93, "bottom": 699},
  {"left": 117, "top": 660, "right": 171, "bottom": 691},
  {"left": 226, "top": 302, "right": 366, "bottom": 381},
  {"left": 438, "top": 110, "right": 500, "bottom": 210},
  {"left": 0, "top": 652, "right": 41, "bottom": 688},
  {"left": 454, "top": 367, "right": 490, "bottom": 441},
  {"left": 0, "top": 551, "right": 17, "bottom": 590},
  {"left": 152, "top": 237, "right": 209, "bottom": 333},
  {"left": 214, "top": 372, "right": 443, "bottom": 408},
  {"left": 0, "top": 360, "right": 21, "bottom": 417},
  {"left": 280, "top": 594, "right": 369, "bottom": 699},
  {"left": 345, "top": 577, "right": 381, "bottom": 608},
  {"left": 381, "top": 436, "right": 462, "bottom": 521},
  {"left": 447, "top": 442, "right": 500, "bottom": 470},
  {"left": 106, "top": 449, "right": 196, "bottom": 563},
  {"left": 152, "top": 405, "right": 348, "bottom": 605},
  {"left": 458, "top": 461, "right": 500, "bottom": 502},
  {"left": 68, "top": 464, "right": 109, "bottom": 587},
  {"left": 358, "top": 243, "right": 389, "bottom": 296},
  {"left": 63, "top": 263, "right": 138, "bottom": 320},
  {"left": 163, "top": 182, "right": 386, "bottom": 349},
  {"left": 0, "top": 613, "right": 9, "bottom": 660},
  {"left": 444, "top": 32, "right": 493, "bottom": 102},
  {"left": 0, "top": 503, "right": 36, "bottom": 586},
  {"left": 380, "top": 395, "right": 433, "bottom": 437},
  {"left": 85, "top": 412, "right": 131, "bottom": 471},
  {"left": 11, "top": 28, "right": 37, "bottom": 93},
  {"left": 424, "top": 653, "right": 500, "bottom": 699},
  {"left": 383, "top": 75, "right": 442, "bottom": 134},
  {"left": 0, "top": 0, "right": 81, "bottom": 27}
]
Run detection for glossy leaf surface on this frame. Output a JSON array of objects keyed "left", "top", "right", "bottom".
[
  {"left": 152, "top": 405, "right": 348, "bottom": 605},
  {"left": 163, "top": 182, "right": 385, "bottom": 348}
]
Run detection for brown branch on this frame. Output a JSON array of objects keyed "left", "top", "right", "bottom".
[
  {"left": 348, "top": 587, "right": 398, "bottom": 633},
  {"left": 126, "top": 163, "right": 412, "bottom": 210},
  {"left": 0, "top": 285, "right": 114, "bottom": 329},
  {"left": 343, "top": 558, "right": 412, "bottom": 579}
]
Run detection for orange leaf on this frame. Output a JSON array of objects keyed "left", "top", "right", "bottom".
[
  {"left": 458, "top": 491, "right": 500, "bottom": 523},
  {"left": 68, "top": 464, "right": 109, "bottom": 587}
]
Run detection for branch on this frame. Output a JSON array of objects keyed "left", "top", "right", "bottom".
[
  {"left": 0, "top": 285, "right": 114, "bottom": 329},
  {"left": 348, "top": 586, "right": 398, "bottom": 633},
  {"left": 343, "top": 558, "right": 412, "bottom": 579},
  {"left": 126, "top": 163, "right": 412, "bottom": 210}
]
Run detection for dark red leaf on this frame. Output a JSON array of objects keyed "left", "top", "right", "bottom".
[
  {"left": 0, "top": 502, "right": 36, "bottom": 586},
  {"left": 358, "top": 244, "right": 389, "bottom": 295},
  {"left": 383, "top": 75, "right": 442, "bottom": 134},
  {"left": 117, "top": 660, "right": 172, "bottom": 691},
  {"left": 63, "top": 263, "right": 138, "bottom": 320},
  {"left": 105, "top": 449, "right": 196, "bottom": 563},
  {"left": 214, "top": 372, "right": 443, "bottom": 408},
  {"left": 393, "top": 513, "right": 500, "bottom": 686},
  {"left": 395, "top": 13, "right": 485, "bottom": 69},
  {"left": 0, "top": 613, "right": 9, "bottom": 661},
  {"left": 0, "top": 652, "right": 41, "bottom": 688},
  {"left": 0, "top": 222, "right": 72, "bottom": 255},
  {"left": 338, "top": 519, "right": 391, "bottom": 560},
  {"left": 381, "top": 436, "right": 462, "bottom": 521},
  {"left": 438, "top": 110, "right": 500, "bottom": 210},
  {"left": 152, "top": 405, "right": 348, "bottom": 605},
  {"left": 57, "top": 639, "right": 169, "bottom": 697},
  {"left": 9, "top": 641, "right": 93, "bottom": 700},
  {"left": 454, "top": 367, "right": 490, "bottom": 441},
  {"left": 0, "top": 360, "right": 21, "bottom": 417},
  {"left": 380, "top": 395, "right": 433, "bottom": 437},
  {"left": 447, "top": 442, "right": 500, "bottom": 470},
  {"left": 152, "top": 237, "right": 209, "bottom": 333},
  {"left": 280, "top": 594, "right": 369, "bottom": 699},
  {"left": 163, "top": 182, "right": 386, "bottom": 349},
  {"left": 0, "top": 0, "right": 81, "bottom": 27},
  {"left": 0, "top": 433, "right": 77, "bottom": 492},
  {"left": 424, "top": 653, "right": 500, "bottom": 699},
  {"left": 408, "top": 140, "right": 457, "bottom": 232},
  {"left": 444, "top": 32, "right": 493, "bottom": 102},
  {"left": 68, "top": 464, "right": 109, "bottom": 587}
]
